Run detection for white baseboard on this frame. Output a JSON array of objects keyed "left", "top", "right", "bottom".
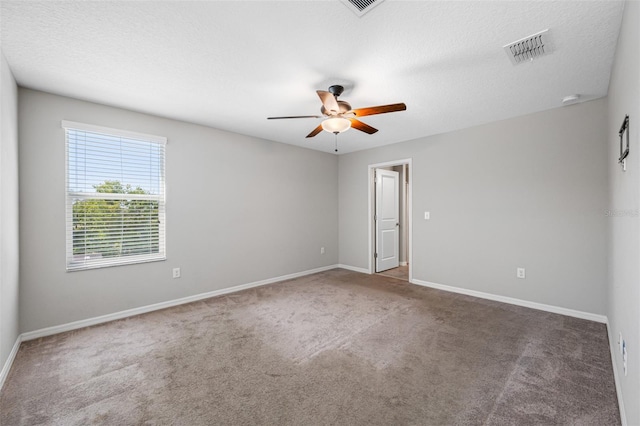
[
  {"left": 337, "top": 264, "right": 370, "bottom": 274},
  {"left": 400, "top": 262, "right": 408, "bottom": 266},
  {"left": 22, "top": 264, "right": 339, "bottom": 342},
  {"left": 606, "top": 320, "right": 627, "bottom": 426},
  {"left": 411, "top": 278, "right": 607, "bottom": 323},
  {"left": 0, "top": 335, "right": 22, "bottom": 391}
]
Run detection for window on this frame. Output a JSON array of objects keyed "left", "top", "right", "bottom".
[{"left": 63, "top": 121, "right": 166, "bottom": 271}]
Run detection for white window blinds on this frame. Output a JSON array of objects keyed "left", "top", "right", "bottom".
[{"left": 63, "top": 121, "right": 166, "bottom": 271}]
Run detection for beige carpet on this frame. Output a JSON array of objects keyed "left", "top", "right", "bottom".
[{"left": 1, "top": 269, "right": 620, "bottom": 425}]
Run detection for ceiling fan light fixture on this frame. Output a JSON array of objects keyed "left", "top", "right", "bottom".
[{"left": 321, "top": 117, "right": 351, "bottom": 134}]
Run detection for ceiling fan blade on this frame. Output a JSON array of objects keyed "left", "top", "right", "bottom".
[
  {"left": 267, "top": 115, "right": 321, "bottom": 120},
  {"left": 306, "top": 124, "right": 323, "bottom": 138},
  {"left": 317, "top": 90, "right": 340, "bottom": 115},
  {"left": 349, "top": 118, "right": 378, "bottom": 134},
  {"left": 350, "top": 103, "right": 407, "bottom": 117}
]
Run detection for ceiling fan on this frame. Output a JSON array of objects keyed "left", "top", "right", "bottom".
[{"left": 267, "top": 85, "right": 407, "bottom": 138}]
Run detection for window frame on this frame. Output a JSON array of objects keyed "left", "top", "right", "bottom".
[{"left": 62, "top": 120, "right": 167, "bottom": 271}]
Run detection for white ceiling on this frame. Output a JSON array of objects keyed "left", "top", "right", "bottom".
[{"left": 0, "top": 1, "right": 625, "bottom": 154}]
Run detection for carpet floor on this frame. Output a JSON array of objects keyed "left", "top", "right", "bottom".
[{"left": 1, "top": 269, "right": 620, "bottom": 425}]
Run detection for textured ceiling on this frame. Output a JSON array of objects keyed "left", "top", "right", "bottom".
[{"left": 0, "top": 1, "right": 625, "bottom": 154}]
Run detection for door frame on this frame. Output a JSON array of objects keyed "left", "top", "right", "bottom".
[{"left": 368, "top": 158, "right": 412, "bottom": 282}]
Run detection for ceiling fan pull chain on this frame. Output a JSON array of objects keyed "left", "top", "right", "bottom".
[{"left": 334, "top": 132, "right": 339, "bottom": 153}]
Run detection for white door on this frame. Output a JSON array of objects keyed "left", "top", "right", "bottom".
[{"left": 375, "top": 169, "right": 400, "bottom": 272}]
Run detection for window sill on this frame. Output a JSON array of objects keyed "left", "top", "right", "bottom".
[{"left": 66, "top": 255, "right": 166, "bottom": 272}]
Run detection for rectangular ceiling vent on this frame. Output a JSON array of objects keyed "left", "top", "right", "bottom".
[
  {"left": 503, "top": 29, "right": 553, "bottom": 65},
  {"left": 341, "top": 0, "right": 385, "bottom": 17}
]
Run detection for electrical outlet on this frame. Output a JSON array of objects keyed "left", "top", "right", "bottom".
[
  {"left": 516, "top": 267, "right": 526, "bottom": 279},
  {"left": 424, "top": 211, "right": 430, "bottom": 220},
  {"left": 172, "top": 267, "right": 181, "bottom": 279},
  {"left": 320, "top": 247, "right": 325, "bottom": 255},
  {"left": 622, "top": 340, "right": 627, "bottom": 376}
]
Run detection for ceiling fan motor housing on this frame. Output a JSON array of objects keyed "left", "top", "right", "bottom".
[{"left": 321, "top": 100, "right": 352, "bottom": 116}]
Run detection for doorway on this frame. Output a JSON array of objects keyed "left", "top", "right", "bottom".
[{"left": 368, "top": 159, "right": 412, "bottom": 282}]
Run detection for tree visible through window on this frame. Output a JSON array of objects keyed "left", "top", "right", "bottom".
[
  {"left": 63, "top": 121, "right": 166, "bottom": 270},
  {"left": 72, "top": 181, "right": 159, "bottom": 259}
]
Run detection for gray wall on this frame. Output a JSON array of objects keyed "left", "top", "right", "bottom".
[
  {"left": 18, "top": 89, "right": 338, "bottom": 332},
  {"left": 339, "top": 99, "right": 609, "bottom": 315},
  {"left": 606, "top": 1, "right": 639, "bottom": 424},
  {"left": 0, "top": 52, "right": 19, "bottom": 372}
]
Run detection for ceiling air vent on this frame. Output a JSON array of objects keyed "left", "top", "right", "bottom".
[
  {"left": 503, "top": 29, "right": 553, "bottom": 65},
  {"left": 341, "top": 0, "right": 385, "bottom": 17}
]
